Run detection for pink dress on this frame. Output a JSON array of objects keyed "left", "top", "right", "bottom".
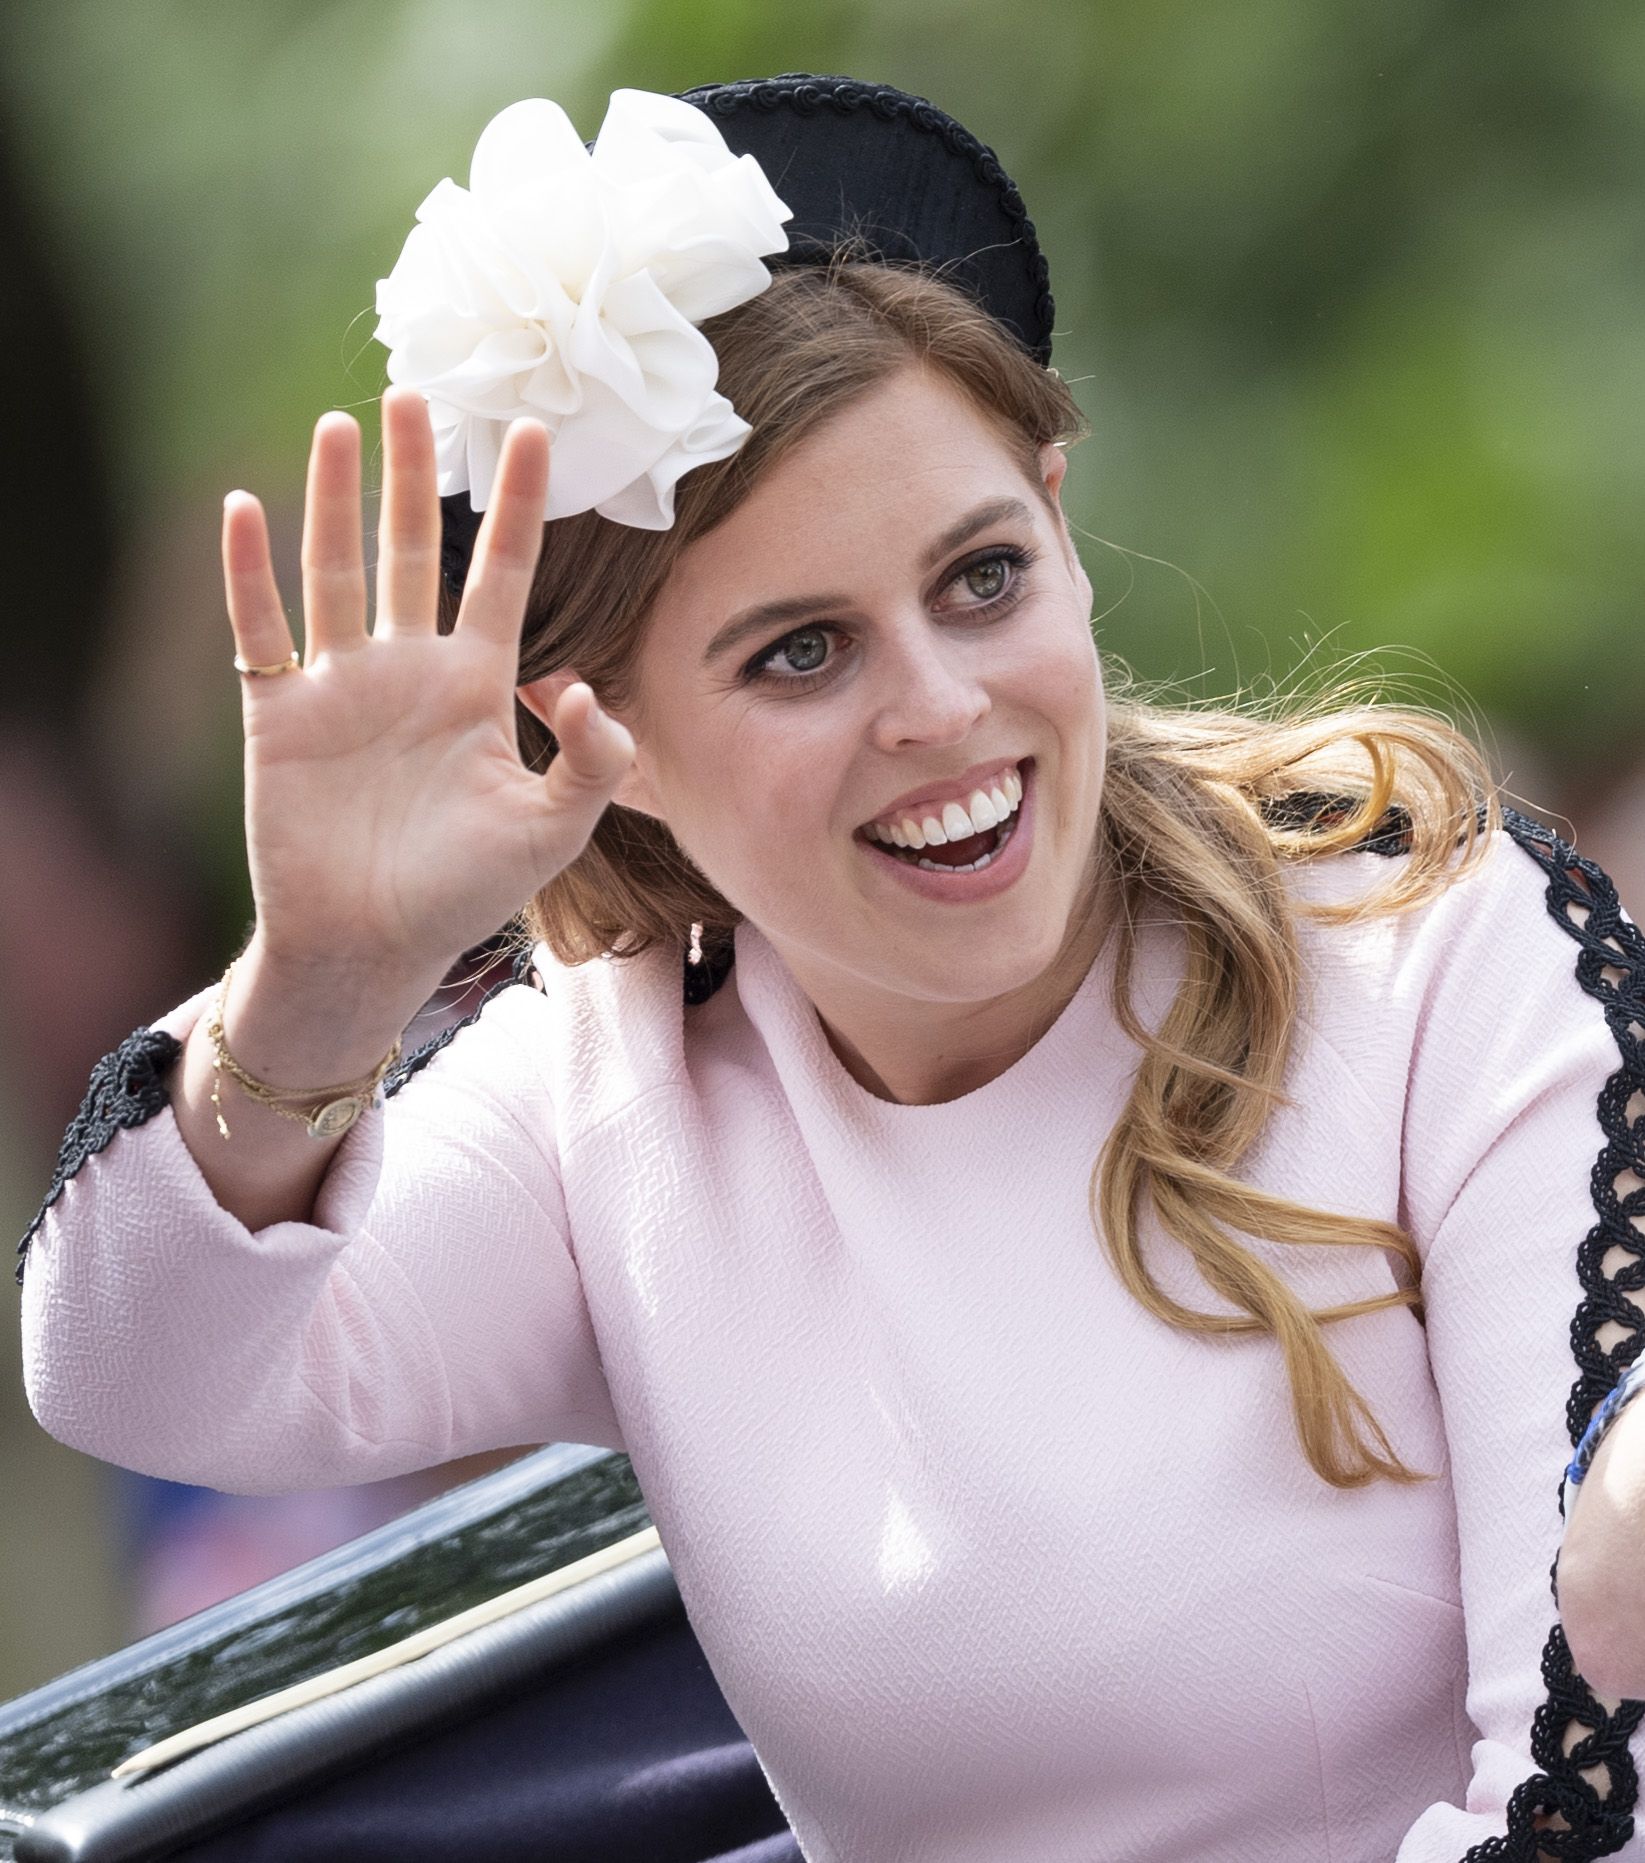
[{"left": 19, "top": 809, "right": 1645, "bottom": 1861}]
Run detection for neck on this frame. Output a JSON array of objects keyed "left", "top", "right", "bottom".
[{"left": 778, "top": 873, "right": 1118, "bottom": 1107}]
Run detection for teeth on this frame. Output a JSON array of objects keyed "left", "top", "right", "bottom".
[
  {"left": 940, "top": 801, "right": 972, "bottom": 841},
  {"left": 865, "top": 762, "right": 1025, "bottom": 845},
  {"left": 913, "top": 813, "right": 1018, "bottom": 873}
]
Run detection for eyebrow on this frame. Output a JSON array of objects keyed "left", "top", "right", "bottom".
[{"left": 701, "top": 495, "right": 1036, "bottom": 665}]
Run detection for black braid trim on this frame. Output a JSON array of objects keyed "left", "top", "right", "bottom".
[
  {"left": 15, "top": 1026, "right": 183, "bottom": 1286},
  {"left": 1455, "top": 807, "right": 1645, "bottom": 1861},
  {"left": 15, "top": 930, "right": 738, "bottom": 1284},
  {"left": 381, "top": 944, "right": 543, "bottom": 1100},
  {"left": 1259, "top": 788, "right": 1417, "bottom": 855},
  {"left": 685, "top": 928, "right": 736, "bottom": 1006},
  {"left": 379, "top": 927, "right": 739, "bottom": 1095},
  {"left": 676, "top": 74, "right": 1056, "bottom": 365}
]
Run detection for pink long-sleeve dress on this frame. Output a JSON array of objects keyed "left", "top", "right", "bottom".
[{"left": 18, "top": 807, "right": 1645, "bottom": 1861}]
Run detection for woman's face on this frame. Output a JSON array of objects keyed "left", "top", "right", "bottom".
[{"left": 539, "top": 364, "right": 1108, "bottom": 1011}]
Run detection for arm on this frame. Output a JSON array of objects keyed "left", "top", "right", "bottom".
[
  {"left": 1556, "top": 1337, "right": 1645, "bottom": 1697},
  {"left": 19, "top": 957, "right": 623, "bottom": 1495},
  {"left": 1392, "top": 816, "right": 1645, "bottom": 1863},
  {"left": 19, "top": 389, "right": 640, "bottom": 1495}
]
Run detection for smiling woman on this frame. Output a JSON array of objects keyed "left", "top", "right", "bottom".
[
  {"left": 511, "top": 322, "right": 1111, "bottom": 1106},
  {"left": 16, "top": 73, "right": 1645, "bottom": 1863}
]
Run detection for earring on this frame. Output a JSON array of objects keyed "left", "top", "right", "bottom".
[{"left": 688, "top": 921, "right": 704, "bottom": 967}]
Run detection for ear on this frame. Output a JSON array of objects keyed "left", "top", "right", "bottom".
[
  {"left": 515, "top": 669, "right": 668, "bottom": 822},
  {"left": 1036, "top": 442, "right": 1093, "bottom": 613}
]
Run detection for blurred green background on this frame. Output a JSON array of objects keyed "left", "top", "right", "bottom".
[{"left": 1, "top": 0, "right": 1640, "bottom": 1699}]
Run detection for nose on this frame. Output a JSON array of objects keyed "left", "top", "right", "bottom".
[{"left": 866, "top": 618, "right": 992, "bottom": 753}]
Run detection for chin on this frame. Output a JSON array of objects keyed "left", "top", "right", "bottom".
[{"left": 870, "top": 924, "right": 1071, "bottom": 1004}]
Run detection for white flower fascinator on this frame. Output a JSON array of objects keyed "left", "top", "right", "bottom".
[{"left": 373, "top": 88, "right": 793, "bottom": 530}]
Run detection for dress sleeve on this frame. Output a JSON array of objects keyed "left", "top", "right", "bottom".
[
  {"left": 18, "top": 954, "right": 623, "bottom": 1496},
  {"left": 1393, "top": 813, "right": 1645, "bottom": 1862}
]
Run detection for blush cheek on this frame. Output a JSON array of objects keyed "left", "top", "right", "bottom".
[{"left": 687, "top": 807, "right": 838, "bottom": 935}]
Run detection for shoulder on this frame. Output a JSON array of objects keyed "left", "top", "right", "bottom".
[
  {"left": 385, "top": 933, "right": 710, "bottom": 1136},
  {"left": 1277, "top": 800, "right": 1640, "bottom": 1006},
  {"left": 1272, "top": 803, "right": 1641, "bottom": 1203},
  {"left": 381, "top": 942, "right": 549, "bottom": 1102}
]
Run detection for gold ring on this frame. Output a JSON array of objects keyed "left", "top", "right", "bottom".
[{"left": 233, "top": 652, "right": 302, "bottom": 677}]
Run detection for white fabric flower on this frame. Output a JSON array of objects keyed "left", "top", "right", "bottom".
[{"left": 373, "top": 89, "right": 793, "bottom": 529}]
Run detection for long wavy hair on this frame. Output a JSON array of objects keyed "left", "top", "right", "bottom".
[{"left": 455, "top": 255, "right": 1500, "bottom": 1491}]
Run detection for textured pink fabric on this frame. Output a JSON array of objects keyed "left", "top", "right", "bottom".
[{"left": 21, "top": 826, "right": 1644, "bottom": 1861}]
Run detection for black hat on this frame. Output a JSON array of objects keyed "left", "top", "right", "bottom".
[{"left": 439, "top": 74, "right": 1053, "bottom": 594}]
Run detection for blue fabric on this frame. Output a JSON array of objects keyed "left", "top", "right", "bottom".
[
  {"left": 1567, "top": 1352, "right": 1645, "bottom": 1488},
  {"left": 169, "top": 1611, "right": 800, "bottom": 1862}
]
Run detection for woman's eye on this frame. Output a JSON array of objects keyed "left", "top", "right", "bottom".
[
  {"left": 962, "top": 557, "right": 1010, "bottom": 602},
  {"left": 752, "top": 625, "right": 842, "bottom": 685},
  {"left": 740, "top": 544, "right": 1036, "bottom": 688},
  {"left": 766, "top": 627, "right": 831, "bottom": 677}
]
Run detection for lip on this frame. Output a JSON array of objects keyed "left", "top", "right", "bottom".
[
  {"left": 858, "top": 755, "right": 1027, "bottom": 833},
  {"left": 855, "top": 759, "right": 1037, "bottom": 904}
]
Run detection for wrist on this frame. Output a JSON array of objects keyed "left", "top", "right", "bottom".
[{"left": 223, "top": 936, "right": 432, "bottom": 1090}]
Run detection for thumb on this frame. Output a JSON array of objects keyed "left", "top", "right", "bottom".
[{"left": 542, "top": 681, "right": 637, "bottom": 815}]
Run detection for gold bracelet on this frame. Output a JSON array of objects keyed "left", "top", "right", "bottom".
[{"left": 206, "top": 961, "right": 404, "bottom": 1141}]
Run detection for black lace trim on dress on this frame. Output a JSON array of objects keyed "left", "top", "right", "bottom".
[
  {"left": 379, "top": 928, "right": 737, "bottom": 1096},
  {"left": 15, "top": 1026, "right": 183, "bottom": 1286},
  {"left": 684, "top": 928, "right": 736, "bottom": 1006},
  {"left": 1258, "top": 788, "right": 1416, "bottom": 855},
  {"left": 381, "top": 943, "right": 545, "bottom": 1100},
  {"left": 19, "top": 928, "right": 734, "bottom": 1282},
  {"left": 1454, "top": 807, "right": 1645, "bottom": 1861}
]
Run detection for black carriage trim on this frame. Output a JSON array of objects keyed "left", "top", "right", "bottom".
[
  {"left": 15, "top": 1027, "right": 183, "bottom": 1286},
  {"left": 1455, "top": 807, "right": 1645, "bottom": 1861}
]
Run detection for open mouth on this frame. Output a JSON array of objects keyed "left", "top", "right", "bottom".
[{"left": 855, "top": 759, "right": 1033, "bottom": 875}]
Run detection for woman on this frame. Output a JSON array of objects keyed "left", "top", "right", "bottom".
[{"left": 18, "top": 75, "right": 1645, "bottom": 1861}]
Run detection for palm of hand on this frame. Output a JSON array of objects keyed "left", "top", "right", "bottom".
[{"left": 222, "top": 389, "right": 635, "bottom": 979}]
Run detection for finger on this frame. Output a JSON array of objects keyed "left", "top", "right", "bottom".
[
  {"left": 299, "top": 411, "right": 368, "bottom": 656},
  {"left": 374, "top": 386, "right": 441, "bottom": 636},
  {"left": 453, "top": 418, "right": 549, "bottom": 651},
  {"left": 541, "top": 681, "right": 636, "bottom": 827},
  {"left": 221, "top": 492, "right": 299, "bottom": 673}
]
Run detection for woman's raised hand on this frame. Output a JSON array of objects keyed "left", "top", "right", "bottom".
[{"left": 221, "top": 387, "right": 635, "bottom": 983}]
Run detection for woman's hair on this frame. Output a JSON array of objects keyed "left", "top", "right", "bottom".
[{"left": 463, "top": 254, "right": 1500, "bottom": 1492}]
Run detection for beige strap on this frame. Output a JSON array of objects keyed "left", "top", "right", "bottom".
[{"left": 111, "top": 1524, "right": 663, "bottom": 1780}]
